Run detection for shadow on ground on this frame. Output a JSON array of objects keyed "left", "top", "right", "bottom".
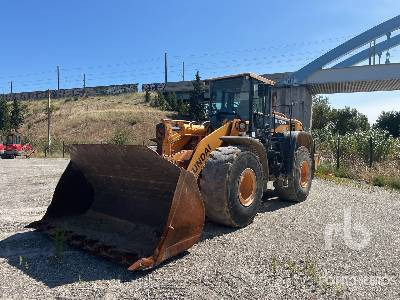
[
  {"left": 0, "top": 231, "right": 194, "bottom": 288},
  {"left": 0, "top": 191, "right": 296, "bottom": 288},
  {"left": 260, "top": 189, "right": 296, "bottom": 213},
  {"left": 201, "top": 189, "right": 296, "bottom": 241},
  {"left": 0, "top": 231, "right": 146, "bottom": 288}
]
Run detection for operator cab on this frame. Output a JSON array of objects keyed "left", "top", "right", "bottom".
[
  {"left": 208, "top": 73, "right": 275, "bottom": 137},
  {"left": 208, "top": 73, "right": 303, "bottom": 139},
  {"left": 6, "top": 133, "right": 21, "bottom": 145}
]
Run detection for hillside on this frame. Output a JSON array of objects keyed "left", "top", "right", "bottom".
[{"left": 20, "top": 92, "right": 173, "bottom": 155}]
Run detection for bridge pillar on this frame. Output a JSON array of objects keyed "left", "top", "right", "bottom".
[{"left": 272, "top": 86, "right": 312, "bottom": 131}]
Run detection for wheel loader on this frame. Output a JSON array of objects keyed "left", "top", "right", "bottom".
[{"left": 30, "top": 73, "right": 314, "bottom": 270}]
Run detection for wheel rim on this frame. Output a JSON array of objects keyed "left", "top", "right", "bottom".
[
  {"left": 300, "top": 161, "right": 310, "bottom": 189},
  {"left": 238, "top": 168, "right": 257, "bottom": 207}
]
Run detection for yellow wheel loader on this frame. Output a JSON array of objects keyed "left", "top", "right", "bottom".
[{"left": 30, "top": 73, "right": 314, "bottom": 270}]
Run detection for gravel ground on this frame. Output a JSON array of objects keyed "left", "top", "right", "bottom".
[{"left": 0, "top": 158, "right": 399, "bottom": 299}]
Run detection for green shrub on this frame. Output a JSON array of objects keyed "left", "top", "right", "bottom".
[
  {"left": 387, "top": 177, "right": 400, "bottom": 190},
  {"left": 165, "top": 92, "right": 178, "bottom": 111},
  {"left": 371, "top": 175, "right": 400, "bottom": 190},
  {"left": 145, "top": 90, "right": 151, "bottom": 103},
  {"left": 177, "top": 98, "right": 188, "bottom": 116},
  {"left": 315, "top": 163, "right": 335, "bottom": 176},
  {"left": 372, "top": 175, "right": 386, "bottom": 187},
  {"left": 109, "top": 130, "right": 128, "bottom": 145},
  {"left": 152, "top": 92, "right": 167, "bottom": 110},
  {"left": 313, "top": 128, "right": 400, "bottom": 162},
  {"left": 341, "top": 129, "right": 398, "bottom": 162},
  {"left": 316, "top": 163, "right": 353, "bottom": 179},
  {"left": 333, "top": 166, "right": 353, "bottom": 179}
]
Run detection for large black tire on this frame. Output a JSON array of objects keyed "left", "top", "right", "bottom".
[
  {"left": 274, "top": 146, "right": 312, "bottom": 202},
  {"left": 199, "top": 146, "right": 263, "bottom": 227}
]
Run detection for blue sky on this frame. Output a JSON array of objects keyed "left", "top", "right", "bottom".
[{"left": 0, "top": 0, "right": 399, "bottom": 123}]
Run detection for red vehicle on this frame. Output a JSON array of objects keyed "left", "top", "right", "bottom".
[
  {"left": 2, "top": 133, "right": 34, "bottom": 159},
  {"left": 0, "top": 136, "right": 4, "bottom": 156}
]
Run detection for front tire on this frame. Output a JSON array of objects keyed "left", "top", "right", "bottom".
[
  {"left": 199, "top": 146, "right": 263, "bottom": 227},
  {"left": 274, "top": 146, "right": 312, "bottom": 202}
]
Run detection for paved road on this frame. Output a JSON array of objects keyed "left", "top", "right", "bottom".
[{"left": 0, "top": 159, "right": 399, "bottom": 299}]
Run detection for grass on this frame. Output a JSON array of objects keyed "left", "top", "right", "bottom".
[
  {"left": 371, "top": 175, "right": 386, "bottom": 187},
  {"left": 53, "top": 229, "right": 66, "bottom": 260},
  {"left": 47, "top": 229, "right": 66, "bottom": 264},
  {"left": 371, "top": 175, "right": 400, "bottom": 190},
  {"left": 269, "top": 257, "right": 347, "bottom": 297},
  {"left": 20, "top": 92, "right": 175, "bottom": 156},
  {"left": 316, "top": 162, "right": 400, "bottom": 191},
  {"left": 271, "top": 256, "right": 278, "bottom": 277},
  {"left": 19, "top": 256, "right": 29, "bottom": 270},
  {"left": 109, "top": 129, "right": 129, "bottom": 145},
  {"left": 315, "top": 163, "right": 354, "bottom": 179}
]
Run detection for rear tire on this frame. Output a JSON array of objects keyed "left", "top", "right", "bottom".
[
  {"left": 199, "top": 146, "right": 263, "bottom": 227},
  {"left": 274, "top": 146, "right": 312, "bottom": 202}
]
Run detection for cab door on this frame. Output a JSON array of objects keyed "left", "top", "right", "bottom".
[{"left": 252, "top": 83, "right": 272, "bottom": 139}]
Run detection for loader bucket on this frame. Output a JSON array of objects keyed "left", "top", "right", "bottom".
[{"left": 29, "top": 144, "right": 205, "bottom": 270}]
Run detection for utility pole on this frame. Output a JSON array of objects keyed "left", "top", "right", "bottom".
[
  {"left": 182, "top": 61, "right": 185, "bottom": 81},
  {"left": 57, "top": 66, "right": 60, "bottom": 91},
  {"left": 47, "top": 89, "right": 51, "bottom": 153},
  {"left": 9, "top": 81, "right": 14, "bottom": 102},
  {"left": 83, "top": 73, "right": 86, "bottom": 89},
  {"left": 164, "top": 52, "right": 168, "bottom": 84}
]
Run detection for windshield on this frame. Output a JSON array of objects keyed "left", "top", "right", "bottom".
[
  {"left": 7, "top": 135, "right": 20, "bottom": 144},
  {"left": 209, "top": 77, "right": 250, "bottom": 120}
]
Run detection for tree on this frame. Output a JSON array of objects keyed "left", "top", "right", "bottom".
[
  {"left": 375, "top": 111, "right": 400, "bottom": 138},
  {"left": 10, "top": 99, "right": 25, "bottom": 130},
  {"left": 312, "top": 96, "right": 332, "bottom": 130},
  {"left": 330, "top": 107, "right": 370, "bottom": 135},
  {"left": 177, "top": 98, "right": 188, "bottom": 116},
  {"left": 0, "top": 97, "right": 10, "bottom": 132},
  {"left": 165, "top": 92, "right": 178, "bottom": 111},
  {"left": 145, "top": 89, "right": 151, "bottom": 103},
  {"left": 153, "top": 91, "right": 167, "bottom": 110},
  {"left": 312, "top": 96, "right": 370, "bottom": 135},
  {"left": 188, "top": 72, "right": 206, "bottom": 121}
]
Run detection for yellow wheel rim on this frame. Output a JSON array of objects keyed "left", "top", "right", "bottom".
[
  {"left": 300, "top": 161, "right": 310, "bottom": 189},
  {"left": 238, "top": 168, "right": 257, "bottom": 207}
]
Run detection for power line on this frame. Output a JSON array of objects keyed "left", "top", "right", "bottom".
[
  {"left": 4, "top": 32, "right": 398, "bottom": 87},
  {"left": 171, "top": 34, "right": 354, "bottom": 60},
  {"left": 3, "top": 38, "right": 400, "bottom": 93},
  {"left": 0, "top": 34, "right": 353, "bottom": 81}
]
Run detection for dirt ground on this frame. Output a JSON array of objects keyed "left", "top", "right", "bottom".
[{"left": 0, "top": 158, "right": 399, "bottom": 299}]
